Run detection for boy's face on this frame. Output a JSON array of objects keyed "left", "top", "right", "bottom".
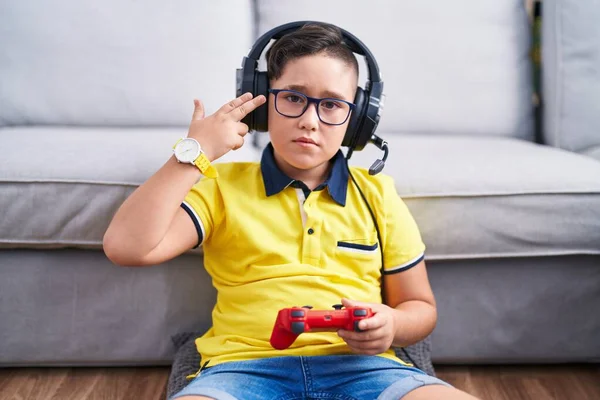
[{"left": 268, "top": 53, "right": 358, "bottom": 172}]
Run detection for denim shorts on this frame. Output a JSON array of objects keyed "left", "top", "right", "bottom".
[{"left": 170, "top": 354, "right": 451, "bottom": 400}]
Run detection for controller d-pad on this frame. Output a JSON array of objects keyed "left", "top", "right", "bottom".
[
  {"left": 291, "top": 322, "right": 305, "bottom": 334},
  {"left": 332, "top": 304, "right": 343, "bottom": 310},
  {"left": 291, "top": 310, "right": 305, "bottom": 317},
  {"left": 353, "top": 309, "right": 368, "bottom": 317},
  {"left": 302, "top": 305, "right": 313, "bottom": 309}
]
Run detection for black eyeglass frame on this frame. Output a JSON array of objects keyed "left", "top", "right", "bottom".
[{"left": 268, "top": 88, "right": 356, "bottom": 126}]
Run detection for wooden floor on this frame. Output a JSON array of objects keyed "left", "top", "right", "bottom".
[
  {"left": 435, "top": 364, "right": 600, "bottom": 400},
  {"left": 0, "top": 364, "right": 599, "bottom": 400}
]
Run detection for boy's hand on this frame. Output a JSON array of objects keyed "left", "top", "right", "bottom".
[
  {"left": 187, "top": 93, "right": 266, "bottom": 162},
  {"left": 337, "top": 298, "right": 397, "bottom": 355}
]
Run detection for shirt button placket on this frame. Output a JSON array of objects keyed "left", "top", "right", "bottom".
[{"left": 302, "top": 198, "right": 322, "bottom": 265}]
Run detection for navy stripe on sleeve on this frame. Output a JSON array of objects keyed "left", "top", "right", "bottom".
[
  {"left": 382, "top": 253, "right": 425, "bottom": 275},
  {"left": 180, "top": 202, "right": 203, "bottom": 249}
]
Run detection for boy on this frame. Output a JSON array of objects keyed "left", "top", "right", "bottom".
[{"left": 103, "top": 23, "right": 478, "bottom": 400}]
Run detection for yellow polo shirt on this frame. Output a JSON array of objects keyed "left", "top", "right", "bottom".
[{"left": 181, "top": 144, "right": 426, "bottom": 370}]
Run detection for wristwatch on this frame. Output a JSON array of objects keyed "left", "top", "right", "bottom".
[{"left": 172, "top": 138, "right": 218, "bottom": 178}]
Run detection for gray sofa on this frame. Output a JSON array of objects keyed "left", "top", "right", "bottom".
[{"left": 1, "top": 0, "right": 599, "bottom": 367}]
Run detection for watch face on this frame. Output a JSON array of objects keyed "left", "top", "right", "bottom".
[{"left": 175, "top": 138, "right": 200, "bottom": 163}]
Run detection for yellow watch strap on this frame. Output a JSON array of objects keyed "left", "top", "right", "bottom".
[{"left": 193, "top": 153, "right": 218, "bottom": 178}]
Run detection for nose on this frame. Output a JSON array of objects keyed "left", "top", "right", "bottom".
[{"left": 298, "top": 102, "right": 319, "bottom": 131}]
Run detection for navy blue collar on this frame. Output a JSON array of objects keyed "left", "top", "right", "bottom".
[{"left": 260, "top": 143, "right": 348, "bottom": 206}]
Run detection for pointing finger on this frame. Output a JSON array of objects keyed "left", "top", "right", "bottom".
[
  {"left": 230, "top": 95, "right": 266, "bottom": 121},
  {"left": 218, "top": 92, "right": 253, "bottom": 114}
]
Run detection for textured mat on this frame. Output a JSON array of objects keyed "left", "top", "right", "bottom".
[{"left": 167, "top": 332, "right": 435, "bottom": 399}]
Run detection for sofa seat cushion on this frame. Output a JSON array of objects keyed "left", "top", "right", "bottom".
[
  {"left": 3, "top": 128, "right": 600, "bottom": 261},
  {"left": 349, "top": 134, "right": 600, "bottom": 260},
  {"left": 0, "top": 127, "right": 260, "bottom": 250}
]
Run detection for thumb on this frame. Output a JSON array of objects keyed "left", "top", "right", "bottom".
[
  {"left": 341, "top": 298, "right": 371, "bottom": 309},
  {"left": 191, "top": 99, "right": 205, "bottom": 121}
]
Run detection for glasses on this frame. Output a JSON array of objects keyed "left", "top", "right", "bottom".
[{"left": 268, "top": 89, "right": 355, "bottom": 126}]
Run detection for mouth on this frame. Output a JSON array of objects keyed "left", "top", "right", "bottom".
[{"left": 293, "top": 137, "right": 318, "bottom": 146}]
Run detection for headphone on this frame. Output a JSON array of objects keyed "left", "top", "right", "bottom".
[{"left": 235, "top": 21, "right": 389, "bottom": 175}]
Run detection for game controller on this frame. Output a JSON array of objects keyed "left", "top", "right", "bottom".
[{"left": 269, "top": 304, "right": 374, "bottom": 350}]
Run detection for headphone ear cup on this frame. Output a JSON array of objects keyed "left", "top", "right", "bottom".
[
  {"left": 240, "top": 70, "right": 269, "bottom": 132},
  {"left": 343, "top": 87, "right": 365, "bottom": 148},
  {"left": 252, "top": 71, "right": 269, "bottom": 132}
]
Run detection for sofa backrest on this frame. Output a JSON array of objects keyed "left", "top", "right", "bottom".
[
  {"left": 542, "top": 0, "right": 600, "bottom": 154},
  {"left": 0, "top": 0, "right": 254, "bottom": 127},
  {"left": 256, "top": 0, "right": 535, "bottom": 140}
]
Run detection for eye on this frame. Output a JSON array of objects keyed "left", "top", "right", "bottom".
[
  {"left": 284, "top": 94, "right": 305, "bottom": 104},
  {"left": 321, "top": 100, "right": 342, "bottom": 110}
]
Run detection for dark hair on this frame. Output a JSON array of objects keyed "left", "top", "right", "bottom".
[{"left": 265, "top": 22, "right": 359, "bottom": 81}]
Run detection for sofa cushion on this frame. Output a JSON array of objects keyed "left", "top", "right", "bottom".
[
  {"left": 3, "top": 129, "right": 600, "bottom": 261},
  {"left": 583, "top": 146, "right": 600, "bottom": 162},
  {"left": 543, "top": 0, "right": 600, "bottom": 152},
  {"left": 256, "top": 0, "right": 534, "bottom": 140},
  {"left": 0, "top": 127, "right": 260, "bottom": 249},
  {"left": 0, "top": 1, "right": 253, "bottom": 127},
  {"left": 349, "top": 134, "right": 600, "bottom": 260}
]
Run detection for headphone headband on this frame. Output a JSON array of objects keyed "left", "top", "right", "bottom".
[{"left": 246, "top": 21, "right": 382, "bottom": 85}]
